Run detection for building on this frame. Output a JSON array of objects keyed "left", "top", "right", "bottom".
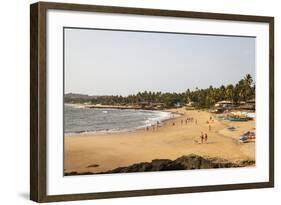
[
  {"left": 238, "top": 99, "right": 255, "bottom": 110},
  {"left": 215, "top": 101, "right": 234, "bottom": 108}
]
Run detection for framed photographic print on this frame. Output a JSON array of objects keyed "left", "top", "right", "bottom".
[{"left": 30, "top": 1, "right": 274, "bottom": 202}]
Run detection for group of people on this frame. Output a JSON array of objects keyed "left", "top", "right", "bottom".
[
  {"left": 145, "top": 121, "right": 161, "bottom": 131},
  {"left": 180, "top": 117, "right": 195, "bottom": 125},
  {"left": 146, "top": 116, "right": 198, "bottom": 131},
  {"left": 200, "top": 132, "right": 208, "bottom": 144},
  {"left": 145, "top": 114, "right": 213, "bottom": 145},
  {"left": 167, "top": 117, "right": 198, "bottom": 128},
  {"left": 146, "top": 115, "right": 213, "bottom": 135}
]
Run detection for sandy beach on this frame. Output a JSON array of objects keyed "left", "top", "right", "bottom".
[{"left": 64, "top": 108, "right": 255, "bottom": 174}]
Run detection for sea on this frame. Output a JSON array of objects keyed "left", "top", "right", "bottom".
[{"left": 64, "top": 104, "right": 178, "bottom": 135}]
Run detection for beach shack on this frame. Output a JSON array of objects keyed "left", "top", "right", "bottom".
[
  {"left": 185, "top": 101, "right": 195, "bottom": 110},
  {"left": 215, "top": 100, "right": 233, "bottom": 108},
  {"left": 138, "top": 102, "right": 166, "bottom": 110},
  {"left": 139, "top": 101, "right": 149, "bottom": 109},
  {"left": 214, "top": 100, "right": 235, "bottom": 113},
  {"left": 151, "top": 103, "right": 166, "bottom": 110},
  {"left": 186, "top": 101, "right": 195, "bottom": 107},
  {"left": 238, "top": 99, "right": 255, "bottom": 110},
  {"left": 174, "top": 102, "right": 182, "bottom": 108}
]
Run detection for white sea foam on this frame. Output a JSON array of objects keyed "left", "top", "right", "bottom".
[
  {"left": 65, "top": 105, "right": 181, "bottom": 136},
  {"left": 64, "top": 103, "right": 85, "bottom": 109}
]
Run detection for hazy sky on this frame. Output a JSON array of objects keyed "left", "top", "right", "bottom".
[{"left": 64, "top": 28, "right": 255, "bottom": 96}]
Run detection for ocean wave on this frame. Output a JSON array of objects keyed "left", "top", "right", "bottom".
[
  {"left": 65, "top": 127, "right": 142, "bottom": 136},
  {"left": 64, "top": 107, "right": 181, "bottom": 136},
  {"left": 65, "top": 103, "right": 86, "bottom": 109}
]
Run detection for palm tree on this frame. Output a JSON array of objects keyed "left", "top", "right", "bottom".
[
  {"left": 244, "top": 74, "right": 253, "bottom": 86},
  {"left": 226, "top": 84, "right": 234, "bottom": 102},
  {"left": 244, "top": 74, "right": 254, "bottom": 101}
]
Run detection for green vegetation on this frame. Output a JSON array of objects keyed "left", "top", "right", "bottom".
[{"left": 65, "top": 74, "right": 255, "bottom": 109}]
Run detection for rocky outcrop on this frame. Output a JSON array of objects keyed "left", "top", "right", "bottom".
[
  {"left": 99, "top": 154, "right": 254, "bottom": 174},
  {"left": 64, "top": 154, "right": 255, "bottom": 176}
]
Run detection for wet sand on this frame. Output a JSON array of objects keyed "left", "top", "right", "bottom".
[{"left": 64, "top": 108, "right": 255, "bottom": 174}]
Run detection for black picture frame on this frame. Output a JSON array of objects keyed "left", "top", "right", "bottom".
[{"left": 30, "top": 1, "right": 274, "bottom": 202}]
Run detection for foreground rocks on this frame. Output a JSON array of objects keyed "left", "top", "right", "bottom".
[{"left": 64, "top": 154, "right": 255, "bottom": 176}]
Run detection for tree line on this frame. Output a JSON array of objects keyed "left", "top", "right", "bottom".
[{"left": 65, "top": 74, "right": 255, "bottom": 109}]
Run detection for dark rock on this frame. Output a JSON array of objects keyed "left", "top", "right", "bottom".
[
  {"left": 239, "top": 160, "right": 255, "bottom": 167},
  {"left": 98, "top": 154, "right": 253, "bottom": 174},
  {"left": 64, "top": 154, "right": 255, "bottom": 176},
  {"left": 87, "top": 164, "right": 99, "bottom": 168}
]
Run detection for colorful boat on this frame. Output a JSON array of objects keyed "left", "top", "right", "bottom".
[
  {"left": 225, "top": 111, "right": 250, "bottom": 121},
  {"left": 226, "top": 116, "right": 249, "bottom": 121},
  {"left": 239, "top": 131, "right": 256, "bottom": 143}
]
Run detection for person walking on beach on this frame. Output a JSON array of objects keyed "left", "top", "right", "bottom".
[
  {"left": 209, "top": 124, "right": 211, "bottom": 131},
  {"left": 181, "top": 119, "right": 183, "bottom": 125},
  {"left": 156, "top": 121, "right": 160, "bottom": 129},
  {"left": 195, "top": 119, "right": 198, "bottom": 125},
  {"left": 200, "top": 132, "right": 204, "bottom": 144},
  {"left": 204, "top": 133, "right": 208, "bottom": 143}
]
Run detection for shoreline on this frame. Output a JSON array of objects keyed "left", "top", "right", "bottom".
[
  {"left": 65, "top": 102, "right": 165, "bottom": 110},
  {"left": 65, "top": 103, "right": 183, "bottom": 136},
  {"left": 64, "top": 108, "right": 255, "bottom": 174}
]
